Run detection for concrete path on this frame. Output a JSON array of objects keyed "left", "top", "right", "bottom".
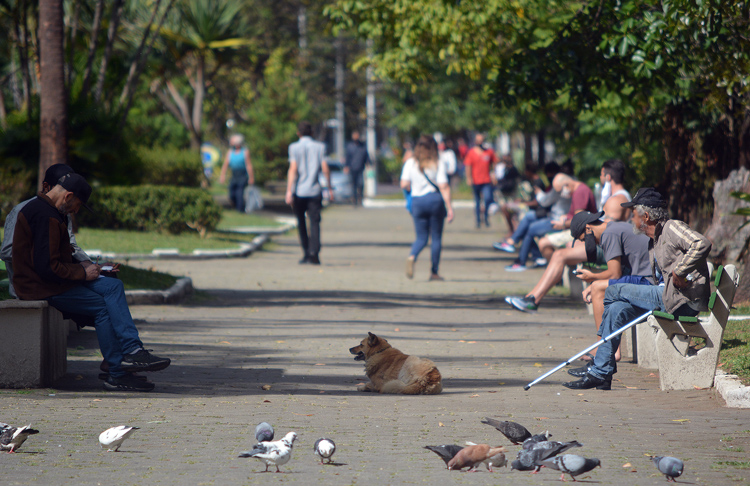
[{"left": 2, "top": 205, "right": 748, "bottom": 485}]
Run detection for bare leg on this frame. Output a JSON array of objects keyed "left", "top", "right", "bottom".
[
  {"left": 526, "top": 244, "right": 587, "bottom": 303},
  {"left": 538, "top": 235, "right": 555, "bottom": 261}
]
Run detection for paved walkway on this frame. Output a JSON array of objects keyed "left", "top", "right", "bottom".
[{"left": 2, "top": 205, "right": 748, "bottom": 485}]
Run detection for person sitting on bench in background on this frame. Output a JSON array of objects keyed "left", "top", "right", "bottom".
[{"left": 562, "top": 188, "right": 711, "bottom": 390}]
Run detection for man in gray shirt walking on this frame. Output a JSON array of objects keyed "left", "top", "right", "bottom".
[{"left": 286, "top": 121, "right": 331, "bottom": 264}]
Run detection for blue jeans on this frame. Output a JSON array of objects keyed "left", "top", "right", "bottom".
[
  {"left": 512, "top": 212, "right": 553, "bottom": 265},
  {"left": 47, "top": 278, "right": 143, "bottom": 378},
  {"left": 472, "top": 183, "right": 494, "bottom": 225},
  {"left": 229, "top": 173, "right": 249, "bottom": 212},
  {"left": 589, "top": 284, "right": 698, "bottom": 379},
  {"left": 410, "top": 191, "right": 446, "bottom": 275}
]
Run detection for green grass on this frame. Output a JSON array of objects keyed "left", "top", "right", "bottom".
[
  {"left": 75, "top": 227, "right": 255, "bottom": 254},
  {"left": 719, "top": 318, "right": 750, "bottom": 386},
  {"left": 216, "top": 209, "right": 281, "bottom": 229}
]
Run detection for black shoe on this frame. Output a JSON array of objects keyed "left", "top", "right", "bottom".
[
  {"left": 567, "top": 365, "right": 591, "bottom": 377},
  {"left": 308, "top": 255, "right": 320, "bottom": 265},
  {"left": 103, "top": 374, "right": 155, "bottom": 392},
  {"left": 562, "top": 373, "right": 611, "bottom": 390},
  {"left": 120, "top": 349, "right": 171, "bottom": 372},
  {"left": 98, "top": 372, "right": 150, "bottom": 382},
  {"left": 299, "top": 256, "right": 310, "bottom": 264}
]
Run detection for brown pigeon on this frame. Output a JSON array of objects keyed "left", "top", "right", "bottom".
[{"left": 447, "top": 444, "right": 507, "bottom": 472}]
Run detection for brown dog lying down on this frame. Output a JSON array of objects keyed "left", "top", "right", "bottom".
[{"left": 349, "top": 332, "right": 442, "bottom": 395}]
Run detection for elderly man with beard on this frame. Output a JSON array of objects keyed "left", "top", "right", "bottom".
[
  {"left": 11, "top": 173, "right": 171, "bottom": 392},
  {"left": 562, "top": 188, "right": 711, "bottom": 390}
]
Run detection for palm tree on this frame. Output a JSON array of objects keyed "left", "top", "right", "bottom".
[
  {"left": 39, "top": 0, "right": 67, "bottom": 188},
  {"left": 152, "top": 0, "right": 252, "bottom": 149}
]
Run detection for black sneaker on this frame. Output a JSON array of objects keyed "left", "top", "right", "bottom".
[
  {"left": 121, "top": 349, "right": 171, "bottom": 372},
  {"left": 98, "top": 372, "right": 150, "bottom": 382},
  {"left": 103, "top": 374, "right": 155, "bottom": 392}
]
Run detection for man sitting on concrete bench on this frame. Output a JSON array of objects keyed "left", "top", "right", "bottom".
[
  {"left": 562, "top": 188, "right": 711, "bottom": 390},
  {"left": 11, "top": 172, "right": 171, "bottom": 392}
]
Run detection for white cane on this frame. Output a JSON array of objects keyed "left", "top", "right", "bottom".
[{"left": 524, "top": 310, "right": 653, "bottom": 391}]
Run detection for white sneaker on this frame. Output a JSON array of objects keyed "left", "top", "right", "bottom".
[{"left": 488, "top": 202, "right": 500, "bottom": 215}]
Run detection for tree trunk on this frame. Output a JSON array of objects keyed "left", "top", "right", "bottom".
[
  {"left": 39, "top": 0, "right": 68, "bottom": 189},
  {"left": 67, "top": 0, "right": 80, "bottom": 89},
  {"left": 93, "top": 0, "right": 124, "bottom": 103},
  {"left": 81, "top": 0, "right": 104, "bottom": 97},
  {"left": 190, "top": 53, "right": 205, "bottom": 148}
]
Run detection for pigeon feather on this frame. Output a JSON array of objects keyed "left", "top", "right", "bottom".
[
  {"left": 255, "top": 422, "right": 274, "bottom": 443},
  {"left": 540, "top": 454, "right": 601, "bottom": 481}
]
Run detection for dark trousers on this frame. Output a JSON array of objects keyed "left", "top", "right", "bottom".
[
  {"left": 293, "top": 194, "right": 323, "bottom": 258},
  {"left": 229, "top": 173, "right": 249, "bottom": 212},
  {"left": 350, "top": 169, "right": 365, "bottom": 206}
]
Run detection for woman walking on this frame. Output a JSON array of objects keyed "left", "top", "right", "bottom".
[
  {"left": 400, "top": 135, "right": 454, "bottom": 281},
  {"left": 220, "top": 134, "right": 254, "bottom": 212}
]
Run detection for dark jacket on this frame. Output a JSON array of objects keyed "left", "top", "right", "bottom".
[
  {"left": 345, "top": 140, "right": 370, "bottom": 172},
  {"left": 11, "top": 193, "right": 86, "bottom": 300}
]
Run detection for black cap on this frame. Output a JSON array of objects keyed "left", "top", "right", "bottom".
[
  {"left": 570, "top": 210, "right": 605, "bottom": 239},
  {"left": 57, "top": 173, "right": 93, "bottom": 213},
  {"left": 621, "top": 187, "right": 667, "bottom": 208},
  {"left": 43, "top": 164, "right": 74, "bottom": 187}
]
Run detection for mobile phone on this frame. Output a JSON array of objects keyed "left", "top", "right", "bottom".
[
  {"left": 101, "top": 265, "right": 114, "bottom": 271},
  {"left": 571, "top": 269, "right": 581, "bottom": 275}
]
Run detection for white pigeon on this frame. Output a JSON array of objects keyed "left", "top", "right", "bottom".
[
  {"left": 0, "top": 423, "right": 39, "bottom": 453},
  {"left": 313, "top": 438, "right": 336, "bottom": 464},
  {"left": 239, "top": 431, "right": 298, "bottom": 472},
  {"left": 99, "top": 426, "right": 139, "bottom": 452}
]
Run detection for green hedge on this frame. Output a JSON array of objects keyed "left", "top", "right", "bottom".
[
  {"left": 78, "top": 185, "right": 221, "bottom": 237},
  {"left": 136, "top": 147, "right": 204, "bottom": 187}
]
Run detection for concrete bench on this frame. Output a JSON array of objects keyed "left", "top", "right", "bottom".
[
  {"left": 646, "top": 264, "right": 739, "bottom": 390},
  {"left": 0, "top": 300, "right": 69, "bottom": 388}
]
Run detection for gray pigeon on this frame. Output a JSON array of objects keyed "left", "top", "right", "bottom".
[
  {"left": 0, "top": 423, "right": 39, "bottom": 453},
  {"left": 514, "top": 440, "right": 583, "bottom": 472},
  {"left": 480, "top": 418, "right": 532, "bottom": 444},
  {"left": 313, "top": 438, "right": 336, "bottom": 464},
  {"left": 540, "top": 454, "right": 601, "bottom": 481},
  {"left": 651, "top": 455, "right": 684, "bottom": 482},
  {"left": 255, "top": 422, "right": 274, "bottom": 443},
  {"left": 424, "top": 444, "right": 463, "bottom": 467},
  {"left": 522, "top": 431, "right": 553, "bottom": 449}
]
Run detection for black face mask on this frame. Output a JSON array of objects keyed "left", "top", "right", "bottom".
[{"left": 584, "top": 233, "right": 598, "bottom": 263}]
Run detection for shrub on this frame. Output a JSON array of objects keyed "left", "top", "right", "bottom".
[
  {"left": 78, "top": 185, "right": 221, "bottom": 237},
  {"left": 0, "top": 165, "right": 34, "bottom": 225},
  {"left": 136, "top": 147, "right": 204, "bottom": 187}
]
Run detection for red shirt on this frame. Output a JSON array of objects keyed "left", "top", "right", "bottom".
[
  {"left": 566, "top": 183, "right": 597, "bottom": 220},
  {"left": 463, "top": 147, "right": 496, "bottom": 185}
]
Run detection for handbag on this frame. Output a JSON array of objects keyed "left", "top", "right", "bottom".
[{"left": 403, "top": 189, "right": 413, "bottom": 213}]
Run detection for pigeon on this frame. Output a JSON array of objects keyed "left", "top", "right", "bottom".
[
  {"left": 99, "top": 425, "right": 139, "bottom": 452},
  {"left": 514, "top": 440, "right": 583, "bottom": 472},
  {"left": 522, "top": 430, "right": 553, "bottom": 449},
  {"left": 480, "top": 418, "right": 532, "bottom": 444},
  {"left": 465, "top": 442, "right": 507, "bottom": 472},
  {"left": 255, "top": 422, "right": 274, "bottom": 443},
  {"left": 0, "top": 423, "right": 39, "bottom": 453},
  {"left": 650, "top": 455, "right": 684, "bottom": 482},
  {"left": 447, "top": 444, "right": 506, "bottom": 472},
  {"left": 313, "top": 438, "right": 336, "bottom": 464},
  {"left": 424, "top": 444, "right": 463, "bottom": 467},
  {"left": 239, "top": 431, "right": 298, "bottom": 472},
  {"left": 540, "top": 454, "right": 601, "bottom": 482}
]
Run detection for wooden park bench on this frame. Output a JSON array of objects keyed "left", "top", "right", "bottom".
[{"left": 645, "top": 264, "right": 739, "bottom": 391}]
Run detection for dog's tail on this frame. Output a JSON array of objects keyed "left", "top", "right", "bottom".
[{"left": 400, "top": 367, "right": 442, "bottom": 395}]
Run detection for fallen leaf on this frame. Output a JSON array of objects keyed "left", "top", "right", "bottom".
[
  {"left": 622, "top": 463, "right": 632, "bottom": 468},
  {"left": 394, "top": 328, "right": 400, "bottom": 332},
  {"left": 438, "top": 422, "right": 444, "bottom": 427},
  {"left": 293, "top": 413, "right": 314, "bottom": 416},
  {"left": 484, "top": 363, "right": 489, "bottom": 366},
  {"left": 92, "top": 399, "right": 102, "bottom": 402},
  {"left": 263, "top": 400, "right": 271, "bottom": 403},
  {"left": 276, "top": 340, "right": 285, "bottom": 343},
  {"left": 470, "top": 394, "right": 480, "bottom": 398},
  {"left": 319, "top": 391, "right": 325, "bottom": 394},
  {"left": 672, "top": 419, "right": 690, "bottom": 422},
  {"left": 625, "top": 386, "right": 638, "bottom": 389},
  {"left": 498, "top": 382, "right": 505, "bottom": 385},
  {"left": 534, "top": 363, "right": 543, "bottom": 367},
  {"left": 356, "top": 382, "right": 366, "bottom": 386},
  {"left": 74, "top": 374, "right": 84, "bottom": 380},
  {"left": 467, "top": 341, "right": 477, "bottom": 344},
  {"left": 488, "top": 391, "right": 498, "bottom": 393},
  {"left": 219, "top": 341, "right": 230, "bottom": 344},
  {"left": 577, "top": 394, "right": 584, "bottom": 396},
  {"left": 459, "top": 340, "right": 466, "bottom": 343},
  {"left": 451, "top": 328, "right": 457, "bottom": 332},
  {"left": 693, "top": 385, "right": 708, "bottom": 390},
  {"left": 261, "top": 385, "right": 272, "bottom": 391},
  {"left": 648, "top": 373, "right": 657, "bottom": 377},
  {"left": 315, "top": 363, "right": 326, "bottom": 366}
]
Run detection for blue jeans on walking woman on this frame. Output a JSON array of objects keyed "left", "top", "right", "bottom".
[
  {"left": 410, "top": 191, "right": 446, "bottom": 275},
  {"left": 588, "top": 283, "right": 698, "bottom": 380},
  {"left": 47, "top": 277, "right": 143, "bottom": 378}
]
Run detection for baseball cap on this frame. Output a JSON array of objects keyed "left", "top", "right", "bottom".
[
  {"left": 43, "top": 164, "right": 74, "bottom": 187},
  {"left": 621, "top": 187, "right": 667, "bottom": 208},
  {"left": 570, "top": 210, "right": 605, "bottom": 239},
  {"left": 57, "top": 173, "right": 93, "bottom": 213}
]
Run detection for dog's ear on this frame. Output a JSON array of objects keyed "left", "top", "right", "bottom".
[{"left": 367, "top": 332, "right": 378, "bottom": 346}]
